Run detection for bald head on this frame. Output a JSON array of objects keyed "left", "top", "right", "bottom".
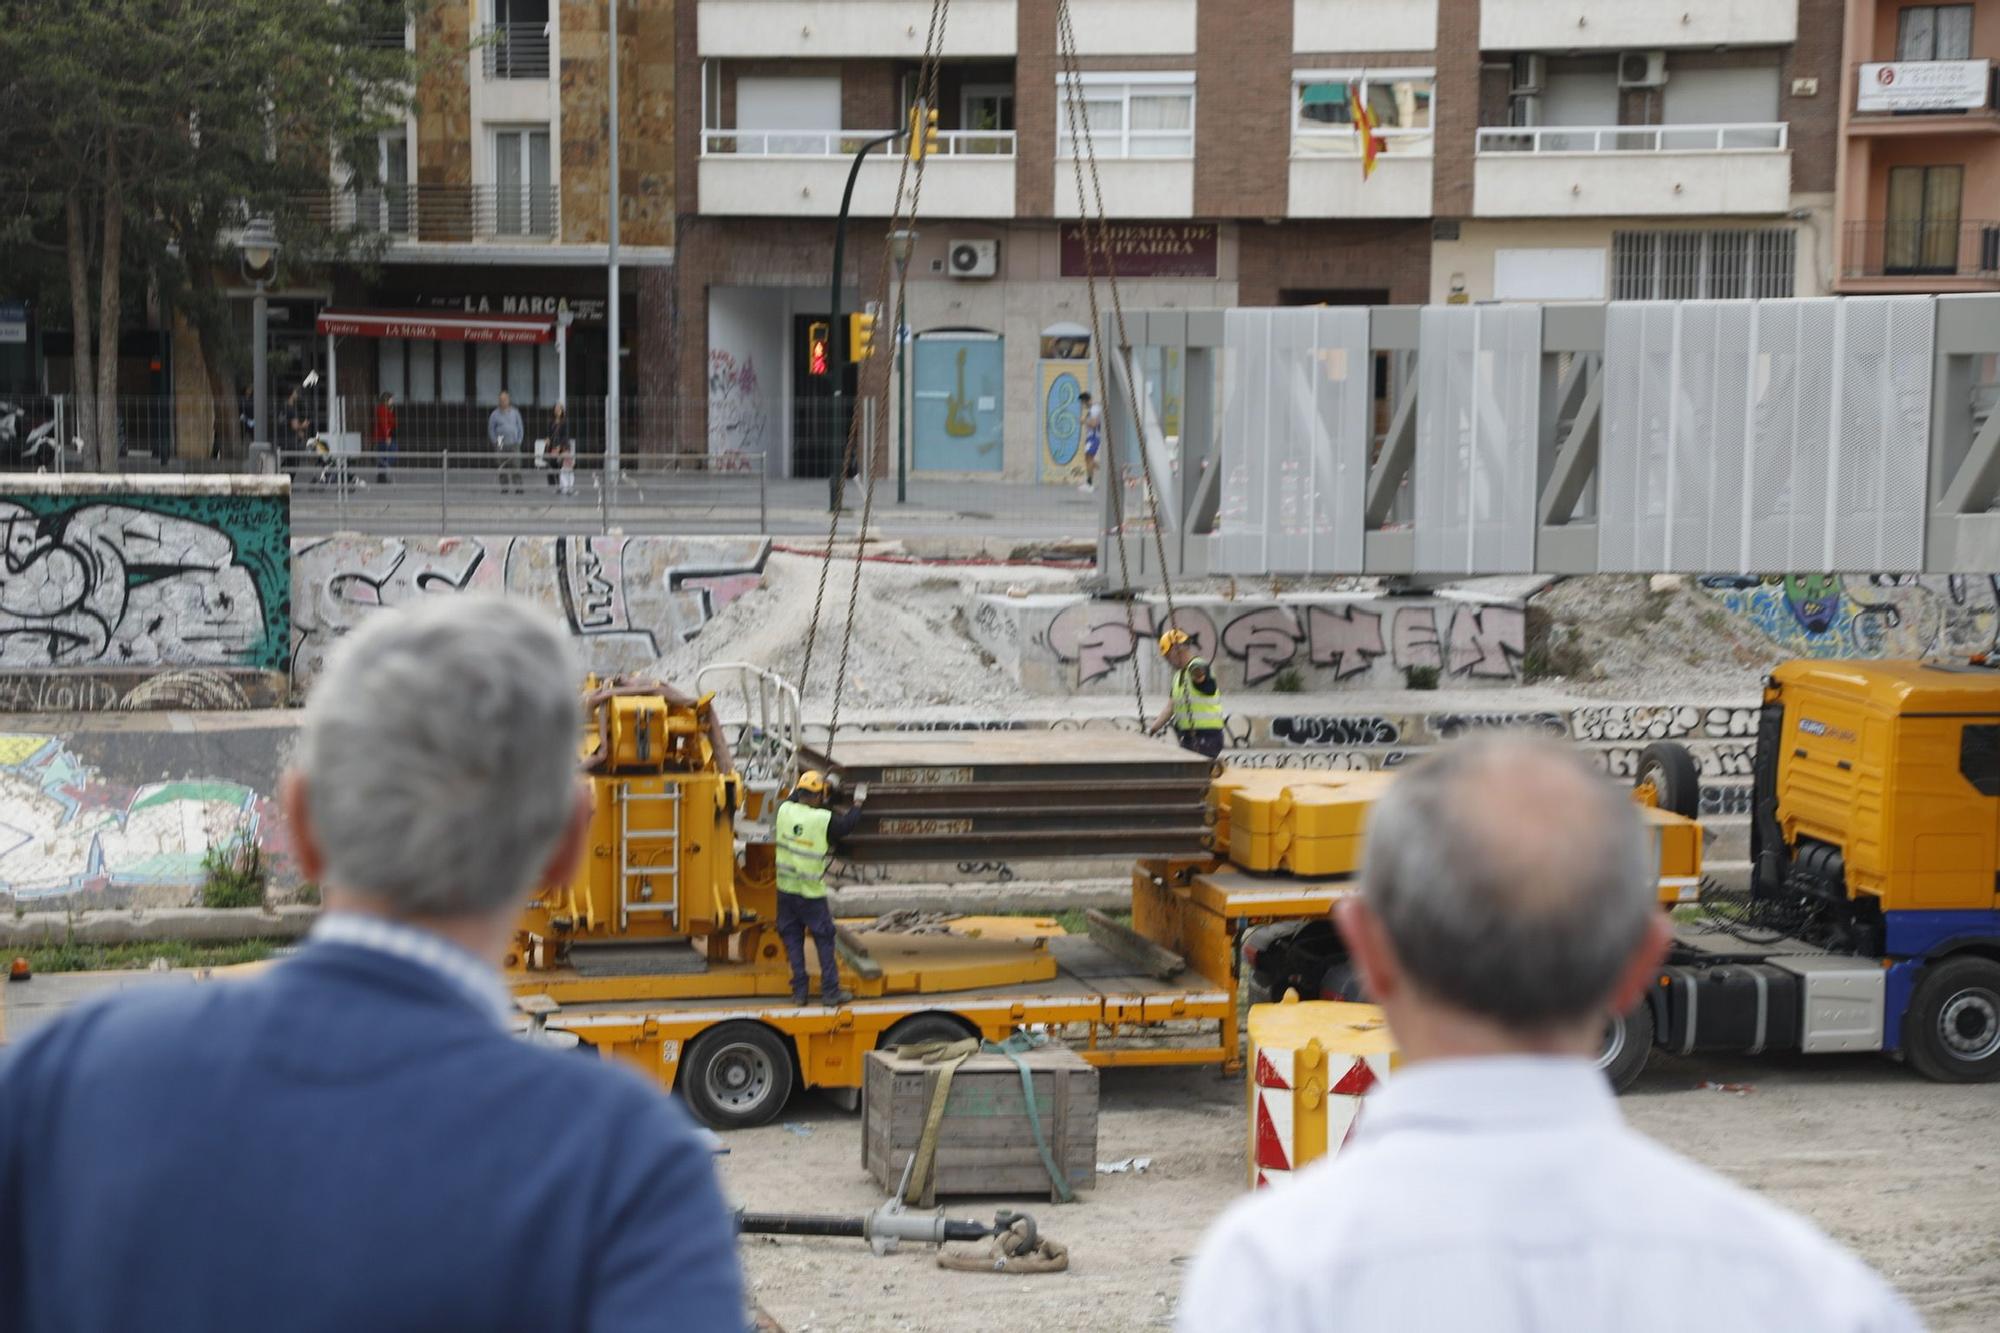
[{"left": 1360, "top": 735, "right": 1656, "bottom": 1031}]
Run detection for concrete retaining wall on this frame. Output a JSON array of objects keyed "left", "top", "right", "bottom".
[
  {"left": 0, "top": 474, "right": 290, "bottom": 672},
  {"left": 290, "top": 534, "right": 771, "bottom": 692},
  {"left": 969, "top": 591, "right": 1528, "bottom": 693}
]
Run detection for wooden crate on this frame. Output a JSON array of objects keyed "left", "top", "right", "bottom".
[{"left": 863, "top": 1045, "right": 1098, "bottom": 1206}]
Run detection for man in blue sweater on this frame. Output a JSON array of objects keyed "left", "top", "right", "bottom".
[{"left": 0, "top": 596, "right": 746, "bottom": 1332}]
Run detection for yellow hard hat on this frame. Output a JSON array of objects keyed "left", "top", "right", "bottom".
[
  {"left": 1158, "top": 628, "right": 1191, "bottom": 657},
  {"left": 794, "top": 769, "right": 828, "bottom": 796}
]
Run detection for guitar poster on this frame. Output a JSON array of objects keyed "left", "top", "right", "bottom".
[
  {"left": 912, "top": 335, "right": 1005, "bottom": 472},
  {"left": 1037, "top": 360, "right": 1092, "bottom": 485}
]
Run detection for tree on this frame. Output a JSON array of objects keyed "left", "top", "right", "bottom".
[{"left": 0, "top": 0, "right": 437, "bottom": 467}]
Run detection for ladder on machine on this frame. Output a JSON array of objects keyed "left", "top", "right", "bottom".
[{"left": 617, "top": 784, "right": 682, "bottom": 930}]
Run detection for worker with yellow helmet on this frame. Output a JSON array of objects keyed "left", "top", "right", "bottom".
[
  {"left": 773, "top": 768, "right": 868, "bottom": 1006},
  {"left": 1147, "top": 627, "right": 1226, "bottom": 759}
]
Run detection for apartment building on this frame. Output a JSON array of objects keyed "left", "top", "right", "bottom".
[
  {"left": 1837, "top": 0, "right": 2000, "bottom": 290},
  {"left": 269, "top": 0, "right": 676, "bottom": 444},
  {"left": 679, "top": 0, "right": 1842, "bottom": 482}
]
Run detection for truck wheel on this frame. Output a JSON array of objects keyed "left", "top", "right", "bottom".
[
  {"left": 1634, "top": 743, "right": 1701, "bottom": 820},
  {"left": 680, "top": 1022, "right": 797, "bottom": 1129},
  {"left": 1904, "top": 957, "right": 2000, "bottom": 1083},
  {"left": 879, "top": 1012, "right": 979, "bottom": 1050},
  {"left": 1596, "top": 1002, "right": 1654, "bottom": 1092}
]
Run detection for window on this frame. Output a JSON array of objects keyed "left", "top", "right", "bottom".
[
  {"left": 486, "top": 0, "right": 550, "bottom": 78},
  {"left": 960, "top": 83, "right": 1016, "bottom": 155},
  {"left": 1056, "top": 76, "right": 1195, "bottom": 159},
  {"left": 1886, "top": 165, "right": 1964, "bottom": 273},
  {"left": 492, "top": 126, "right": 552, "bottom": 236},
  {"left": 1611, "top": 230, "right": 1797, "bottom": 299},
  {"left": 1899, "top": 5, "right": 1974, "bottom": 60},
  {"left": 1294, "top": 71, "right": 1434, "bottom": 155}
]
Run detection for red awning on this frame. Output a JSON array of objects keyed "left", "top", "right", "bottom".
[{"left": 313, "top": 308, "right": 556, "bottom": 344}]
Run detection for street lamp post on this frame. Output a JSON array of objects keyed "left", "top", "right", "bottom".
[
  {"left": 606, "top": 0, "right": 622, "bottom": 478},
  {"left": 888, "top": 228, "right": 916, "bottom": 505},
  {"left": 238, "top": 218, "right": 280, "bottom": 459}
]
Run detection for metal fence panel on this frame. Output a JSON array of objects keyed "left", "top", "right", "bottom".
[
  {"left": 1415, "top": 304, "right": 1540, "bottom": 574},
  {"left": 1830, "top": 296, "right": 1933, "bottom": 571},
  {"left": 1213, "top": 306, "right": 1368, "bottom": 574}
]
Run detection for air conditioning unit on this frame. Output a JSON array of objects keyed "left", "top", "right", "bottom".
[
  {"left": 1510, "top": 53, "right": 1546, "bottom": 95},
  {"left": 1509, "top": 93, "right": 1543, "bottom": 128},
  {"left": 947, "top": 238, "right": 999, "bottom": 279},
  {"left": 1618, "top": 51, "right": 1668, "bottom": 88}
]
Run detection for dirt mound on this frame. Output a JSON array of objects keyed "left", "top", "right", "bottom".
[{"left": 1528, "top": 575, "right": 1784, "bottom": 699}]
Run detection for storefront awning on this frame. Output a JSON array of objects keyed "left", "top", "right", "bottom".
[{"left": 313, "top": 308, "right": 556, "bottom": 344}]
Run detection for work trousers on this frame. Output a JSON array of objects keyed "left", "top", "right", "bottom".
[
  {"left": 776, "top": 890, "right": 840, "bottom": 1002},
  {"left": 1174, "top": 727, "right": 1225, "bottom": 760}
]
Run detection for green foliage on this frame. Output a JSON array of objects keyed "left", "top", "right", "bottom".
[
  {"left": 1403, "top": 665, "right": 1440, "bottom": 691},
  {"left": 25, "top": 938, "right": 284, "bottom": 974},
  {"left": 200, "top": 827, "right": 268, "bottom": 909},
  {"left": 294, "top": 880, "right": 324, "bottom": 906},
  {"left": 1270, "top": 667, "right": 1305, "bottom": 693},
  {"left": 1522, "top": 605, "right": 1598, "bottom": 682}
]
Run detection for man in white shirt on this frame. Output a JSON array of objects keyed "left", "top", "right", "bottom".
[{"left": 1177, "top": 735, "right": 1920, "bottom": 1333}]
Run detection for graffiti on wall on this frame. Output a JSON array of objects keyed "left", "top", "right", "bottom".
[
  {"left": 291, "top": 535, "right": 770, "bottom": 690},
  {"left": 0, "top": 733, "right": 280, "bottom": 899},
  {"left": 1036, "top": 597, "right": 1526, "bottom": 689},
  {"left": 707, "top": 350, "right": 768, "bottom": 467},
  {"left": 0, "top": 668, "right": 286, "bottom": 712},
  {"left": 0, "top": 493, "right": 288, "bottom": 670},
  {"left": 1700, "top": 575, "right": 2000, "bottom": 661}
]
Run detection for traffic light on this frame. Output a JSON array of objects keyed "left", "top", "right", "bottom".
[
  {"left": 908, "top": 102, "right": 941, "bottom": 162},
  {"left": 807, "top": 321, "right": 830, "bottom": 376},
  {"left": 847, "top": 312, "right": 877, "bottom": 363}
]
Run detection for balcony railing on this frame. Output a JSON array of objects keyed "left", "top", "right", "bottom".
[
  {"left": 1476, "top": 123, "right": 1789, "bottom": 154},
  {"left": 1843, "top": 220, "right": 2000, "bottom": 279},
  {"left": 700, "top": 128, "right": 1017, "bottom": 157},
  {"left": 299, "top": 184, "right": 560, "bottom": 243},
  {"left": 481, "top": 22, "right": 550, "bottom": 79}
]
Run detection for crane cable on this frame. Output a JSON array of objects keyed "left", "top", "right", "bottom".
[
  {"left": 1055, "top": 0, "right": 1183, "bottom": 729},
  {"left": 798, "top": 0, "right": 951, "bottom": 754}
]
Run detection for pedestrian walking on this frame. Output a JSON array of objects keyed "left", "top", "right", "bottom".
[
  {"left": 1148, "top": 628, "right": 1225, "bottom": 760},
  {"left": 547, "top": 401, "right": 575, "bottom": 496},
  {"left": 772, "top": 769, "right": 868, "bottom": 1006},
  {"left": 1176, "top": 735, "right": 1921, "bottom": 1333},
  {"left": 489, "top": 389, "right": 525, "bottom": 493},
  {"left": 373, "top": 390, "right": 397, "bottom": 484},
  {"left": 0, "top": 596, "right": 746, "bottom": 1332}
]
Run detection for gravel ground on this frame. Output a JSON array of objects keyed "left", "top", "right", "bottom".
[
  {"left": 1526, "top": 575, "right": 1789, "bottom": 700},
  {"left": 723, "top": 1054, "right": 2000, "bottom": 1332}
]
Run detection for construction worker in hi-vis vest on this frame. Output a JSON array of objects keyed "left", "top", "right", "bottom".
[
  {"left": 1148, "top": 628, "right": 1226, "bottom": 760},
  {"left": 772, "top": 769, "right": 867, "bottom": 1006}
]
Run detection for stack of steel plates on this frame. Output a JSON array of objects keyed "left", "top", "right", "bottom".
[{"left": 801, "top": 733, "right": 1214, "bottom": 862}]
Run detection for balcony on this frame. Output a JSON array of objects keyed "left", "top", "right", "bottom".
[
  {"left": 696, "top": 0, "right": 1017, "bottom": 57},
  {"left": 1473, "top": 123, "right": 1791, "bottom": 217},
  {"left": 698, "top": 130, "right": 1017, "bottom": 217},
  {"left": 1289, "top": 133, "right": 1433, "bottom": 217},
  {"left": 1480, "top": 0, "right": 1795, "bottom": 50},
  {"left": 1841, "top": 220, "right": 2000, "bottom": 291},
  {"left": 1851, "top": 60, "right": 2000, "bottom": 133},
  {"left": 300, "top": 184, "right": 561, "bottom": 243},
  {"left": 481, "top": 22, "right": 550, "bottom": 80}
]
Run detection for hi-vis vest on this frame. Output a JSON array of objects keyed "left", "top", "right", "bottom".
[
  {"left": 1172, "top": 658, "right": 1225, "bottom": 732},
  {"left": 775, "top": 800, "right": 834, "bottom": 899}
]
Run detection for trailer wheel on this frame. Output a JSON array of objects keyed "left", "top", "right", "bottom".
[
  {"left": 1904, "top": 956, "right": 2000, "bottom": 1083},
  {"left": 1596, "top": 1002, "right": 1653, "bottom": 1092},
  {"left": 1633, "top": 743, "right": 1701, "bottom": 821},
  {"left": 879, "top": 1012, "right": 979, "bottom": 1051},
  {"left": 680, "top": 1022, "right": 797, "bottom": 1129}
]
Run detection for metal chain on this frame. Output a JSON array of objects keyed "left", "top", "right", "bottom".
[
  {"left": 1054, "top": 9, "right": 1148, "bottom": 730},
  {"left": 1055, "top": 0, "right": 1181, "bottom": 637},
  {"left": 826, "top": 0, "right": 950, "bottom": 753},
  {"left": 799, "top": 0, "right": 948, "bottom": 717}
]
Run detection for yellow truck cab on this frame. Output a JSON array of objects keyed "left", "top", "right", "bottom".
[{"left": 1648, "top": 659, "right": 2000, "bottom": 1083}]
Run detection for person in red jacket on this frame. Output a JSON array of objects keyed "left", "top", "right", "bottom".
[{"left": 373, "top": 391, "right": 397, "bottom": 483}]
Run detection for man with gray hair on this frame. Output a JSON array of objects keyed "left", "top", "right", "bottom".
[
  {"left": 0, "top": 596, "right": 746, "bottom": 1332},
  {"left": 1178, "top": 735, "right": 1917, "bottom": 1333}
]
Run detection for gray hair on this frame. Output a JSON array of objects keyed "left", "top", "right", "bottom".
[
  {"left": 1361, "top": 734, "right": 1655, "bottom": 1030},
  {"left": 297, "top": 595, "right": 583, "bottom": 916}
]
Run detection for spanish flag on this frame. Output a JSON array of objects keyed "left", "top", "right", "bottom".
[{"left": 1353, "top": 81, "right": 1385, "bottom": 180}]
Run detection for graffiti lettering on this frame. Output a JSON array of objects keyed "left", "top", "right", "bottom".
[
  {"left": 1220, "top": 606, "right": 1302, "bottom": 686},
  {"left": 1574, "top": 705, "right": 1758, "bottom": 743},
  {"left": 1224, "top": 749, "right": 1402, "bottom": 771},
  {"left": 1432, "top": 712, "right": 1567, "bottom": 740},
  {"left": 1304, "top": 605, "right": 1386, "bottom": 679},
  {"left": 1271, "top": 715, "right": 1401, "bottom": 748}
]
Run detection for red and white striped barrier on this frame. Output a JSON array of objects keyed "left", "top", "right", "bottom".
[{"left": 1247, "top": 997, "right": 1396, "bottom": 1189}]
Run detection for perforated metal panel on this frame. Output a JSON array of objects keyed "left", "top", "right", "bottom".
[
  {"left": 1212, "top": 307, "right": 1369, "bottom": 574},
  {"left": 1600, "top": 296, "right": 1933, "bottom": 572},
  {"left": 1415, "top": 305, "right": 1541, "bottom": 574}
]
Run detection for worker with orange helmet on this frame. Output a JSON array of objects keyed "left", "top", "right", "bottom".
[
  {"left": 773, "top": 768, "right": 868, "bottom": 1007},
  {"left": 1148, "top": 627, "right": 1226, "bottom": 759}
]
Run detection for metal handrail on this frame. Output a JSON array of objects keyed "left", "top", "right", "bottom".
[
  {"left": 480, "top": 22, "right": 550, "bottom": 79},
  {"left": 295, "top": 183, "right": 559, "bottom": 241},
  {"left": 701, "top": 128, "right": 1017, "bottom": 157},
  {"left": 1475, "top": 122, "right": 1790, "bottom": 153}
]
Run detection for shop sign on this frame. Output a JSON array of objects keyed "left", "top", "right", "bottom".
[
  {"left": 1058, "top": 223, "right": 1219, "bottom": 279},
  {"left": 1857, "top": 60, "right": 1991, "bottom": 113}
]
